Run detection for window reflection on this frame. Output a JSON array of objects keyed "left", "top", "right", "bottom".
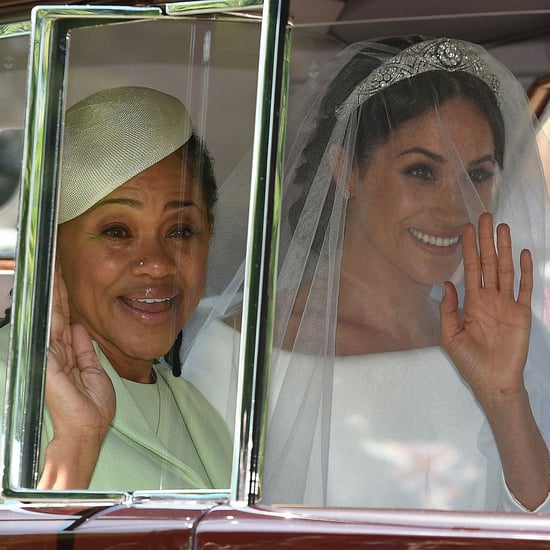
[
  {"left": 0, "top": 32, "right": 27, "bottom": 328},
  {"left": 0, "top": 15, "right": 259, "bottom": 493}
]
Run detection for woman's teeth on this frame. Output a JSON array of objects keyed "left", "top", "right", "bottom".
[
  {"left": 131, "top": 297, "right": 175, "bottom": 310},
  {"left": 409, "top": 228, "right": 459, "bottom": 247},
  {"left": 136, "top": 298, "right": 173, "bottom": 304}
]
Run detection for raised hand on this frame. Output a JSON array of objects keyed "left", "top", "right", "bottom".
[
  {"left": 440, "top": 211, "right": 532, "bottom": 405},
  {"left": 440, "top": 212, "right": 549, "bottom": 511},
  {"left": 38, "top": 265, "right": 115, "bottom": 489}
]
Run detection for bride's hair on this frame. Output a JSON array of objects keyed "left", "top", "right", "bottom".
[{"left": 289, "top": 47, "right": 505, "bottom": 255}]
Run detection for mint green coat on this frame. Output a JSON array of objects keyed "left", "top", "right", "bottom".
[{"left": 0, "top": 325, "right": 231, "bottom": 491}]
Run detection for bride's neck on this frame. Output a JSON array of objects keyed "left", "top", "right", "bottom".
[{"left": 339, "top": 254, "right": 434, "bottom": 321}]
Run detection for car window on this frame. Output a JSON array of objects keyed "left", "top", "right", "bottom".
[
  {"left": 0, "top": 2, "right": 288, "bottom": 500},
  {"left": 0, "top": 27, "right": 27, "bottom": 326},
  {"left": 255, "top": 7, "right": 550, "bottom": 513}
]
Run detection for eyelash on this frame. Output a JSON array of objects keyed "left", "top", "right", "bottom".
[
  {"left": 168, "top": 226, "right": 201, "bottom": 239},
  {"left": 102, "top": 224, "right": 130, "bottom": 239},
  {"left": 404, "top": 164, "right": 495, "bottom": 185},
  {"left": 404, "top": 164, "right": 436, "bottom": 181},
  {"left": 100, "top": 224, "right": 201, "bottom": 240},
  {"left": 468, "top": 167, "right": 495, "bottom": 184}
]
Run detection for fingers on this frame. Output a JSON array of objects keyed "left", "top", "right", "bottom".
[
  {"left": 496, "top": 222, "right": 515, "bottom": 298},
  {"left": 50, "top": 268, "right": 65, "bottom": 344},
  {"left": 71, "top": 324, "right": 99, "bottom": 372},
  {"left": 478, "top": 212, "right": 498, "bottom": 289},
  {"left": 462, "top": 213, "right": 521, "bottom": 296},
  {"left": 440, "top": 281, "right": 461, "bottom": 345},
  {"left": 461, "top": 222, "right": 481, "bottom": 293},
  {"left": 57, "top": 264, "right": 71, "bottom": 331},
  {"left": 517, "top": 248, "right": 533, "bottom": 309}
]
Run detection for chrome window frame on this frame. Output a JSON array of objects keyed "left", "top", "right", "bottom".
[{"left": 1, "top": 0, "right": 290, "bottom": 506}]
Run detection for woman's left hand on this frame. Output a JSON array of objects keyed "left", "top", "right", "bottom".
[
  {"left": 441, "top": 212, "right": 550, "bottom": 511},
  {"left": 440, "top": 211, "right": 532, "bottom": 405}
]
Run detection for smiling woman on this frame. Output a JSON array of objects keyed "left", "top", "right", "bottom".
[
  {"left": 0, "top": 86, "right": 231, "bottom": 491},
  {"left": 187, "top": 35, "right": 550, "bottom": 513},
  {"left": 258, "top": 36, "right": 550, "bottom": 512},
  {"left": 57, "top": 147, "right": 212, "bottom": 383}
]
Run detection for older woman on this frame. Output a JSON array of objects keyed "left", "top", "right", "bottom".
[{"left": 0, "top": 86, "right": 231, "bottom": 491}]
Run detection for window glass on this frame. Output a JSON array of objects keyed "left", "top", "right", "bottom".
[
  {"left": 257, "top": 12, "right": 550, "bottom": 512},
  {"left": 3, "top": 11, "right": 263, "bottom": 495},
  {"left": 0, "top": 31, "right": 27, "bottom": 326},
  {"left": 54, "top": 16, "right": 259, "bottom": 492}
]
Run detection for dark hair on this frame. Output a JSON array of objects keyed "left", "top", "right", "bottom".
[
  {"left": 182, "top": 132, "right": 218, "bottom": 224},
  {"left": 354, "top": 70, "right": 504, "bottom": 171},
  {"left": 166, "top": 132, "right": 217, "bottom": 377},
  {"left": 288, "top": 37, "right": 505, "bottom": 252},
  {"left": 0, "top": 305, "right": 10, "bottom": 329}
]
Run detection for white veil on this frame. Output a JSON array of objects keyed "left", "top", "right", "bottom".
[{"left": 183, "top": 36, "right": 550, "bottom": 510}]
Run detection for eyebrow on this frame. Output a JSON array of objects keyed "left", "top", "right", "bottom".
[
  {"left": 91, "top": 198, "right": 202, "bottom": 212},
  {"left": 399, "top": 147, "right": 445, "bottom": 163},
  {"left": 399, "top": 147, "right": 497, "bottom": 166}
]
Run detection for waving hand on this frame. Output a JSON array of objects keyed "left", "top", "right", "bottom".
[
  {"left": 440, "top": 212, "right": 549, "bottom": 511},
  {"left": 38, "top": 265, "right": 115, "bottom": 489}
]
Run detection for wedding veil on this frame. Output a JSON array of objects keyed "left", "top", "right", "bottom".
[{"left": 183, "top": 35, "right": 550, "bottom": 510}]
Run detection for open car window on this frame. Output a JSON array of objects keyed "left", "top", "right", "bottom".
[
  {"left": 254, "top": 4, "right": 550, "bottom": 512},
  {"left": 1, "top": 0, "right": 288, "bottom": 502}
]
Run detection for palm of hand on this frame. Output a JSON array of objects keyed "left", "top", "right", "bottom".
[
  {"left": 46, "top": 270, "right": 115, "bottom": 442},
  {"left": 440, "top": 213, "right": 533, "bottom": 405},
  {"left": 444, "top": 285, "right": 531, "bottom": 401}
]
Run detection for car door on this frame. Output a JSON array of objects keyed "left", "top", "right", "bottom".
[{"left": 0, "top": 1, "right": 289, "bottom": 547}]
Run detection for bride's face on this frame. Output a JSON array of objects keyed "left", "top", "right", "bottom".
[{"left": 346, "top": 96, "right": 498, "bottom": 286}]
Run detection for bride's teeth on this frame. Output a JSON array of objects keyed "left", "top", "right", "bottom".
[
  {"left": 409, "top": 228, "right": 459, "bottom": 247},
  {"left": 136, "top": 298, "right": 172, "bottom": 304}
]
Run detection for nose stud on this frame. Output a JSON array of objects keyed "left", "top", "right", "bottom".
[{"left": 139, "top": 260, "right": 145, "bottom": 267}]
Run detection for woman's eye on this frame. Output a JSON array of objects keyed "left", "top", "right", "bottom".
[
  {"left": 102, "top": 225, "right": 129, "bottom": 239},
  {"left": 468, "top": 167, "right": 495, "bottom": 184},
  {"left": 169, "top": 225, "right": 200, "bottom": 239},
  {"left": 405, "top": 164, "right": 436, "bottom": 181}
]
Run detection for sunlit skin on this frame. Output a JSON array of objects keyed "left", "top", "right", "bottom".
[
  {"left": 333, "top": 97, "right": 498, "bottom": 353},
  {"left": 56, "top": 150, "right": 212, "bottom": 383},
  {"left": 344, "top": 97, "right": 497, "bottom": 290},
  {"left": 330, "top": 95, "right": 550, "bottom": 510}
]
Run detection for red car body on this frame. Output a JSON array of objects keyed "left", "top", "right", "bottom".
[{"left": 2, "top": 1, "right": 550, "bottom": 547}]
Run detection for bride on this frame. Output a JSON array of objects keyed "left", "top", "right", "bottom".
[{"left": 184, "top": 36, "right": 550, "bottom": 512}]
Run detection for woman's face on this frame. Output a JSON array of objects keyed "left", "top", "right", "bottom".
[
  {"left": 346, "top": 96, "right": 498, "bottom": 286},
  {"left": 57, "top": 150, "right": 211, "bottom": 375}
]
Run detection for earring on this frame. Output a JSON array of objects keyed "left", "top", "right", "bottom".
[{"left": 343, "top": 189, "right": 351, "bottom": 200}]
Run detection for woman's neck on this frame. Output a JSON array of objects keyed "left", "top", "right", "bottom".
[
  {"left": 336, "top": 245, "right": 440, "bottom": 355},
  {"left": 97, "top": 342, "right": 156, "bottom": 384}
]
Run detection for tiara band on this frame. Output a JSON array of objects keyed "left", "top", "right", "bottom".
[{"left": 337, "top": 38, "right": 501, "bottom": 118}]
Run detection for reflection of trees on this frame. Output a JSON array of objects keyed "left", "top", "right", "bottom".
[{"left": 0, "top": 128, "right": 23, "bottom": 208}]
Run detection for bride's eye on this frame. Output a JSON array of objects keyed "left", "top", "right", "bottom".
[
  {"left": 404, "top": 163, "right": 436, "bottom": 181},
  {"left": 468, "top": 167, "right": 495, "bottom": 185}
]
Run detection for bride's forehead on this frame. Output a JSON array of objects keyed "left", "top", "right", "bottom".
[{"left": 381, "top": 104, "right": 493, "bottom": 144}]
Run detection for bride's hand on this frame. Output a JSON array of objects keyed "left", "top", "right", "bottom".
[
  {"left": 440, "top": 212, "right": 550, "bottom": 511},
  {"left": 439, "top": 211, "right": 532, "bottom": 407},
  {"left": 38, "top": 265, "right": 115, "bottom": 489}
]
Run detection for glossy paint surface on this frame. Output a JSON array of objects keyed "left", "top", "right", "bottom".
[
  {"left": 2, "top": 503, "right": 549, "bottom": 549},
  {"left": 0, "top": 503, "right": 206, "bottom": 548},
  {"left": 195, "top": 505, "right": 550, "bottom": 549}
]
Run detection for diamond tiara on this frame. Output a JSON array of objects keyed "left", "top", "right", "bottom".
[{"left": 336, "top": 38, "right": 501, "bottom": 118}]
